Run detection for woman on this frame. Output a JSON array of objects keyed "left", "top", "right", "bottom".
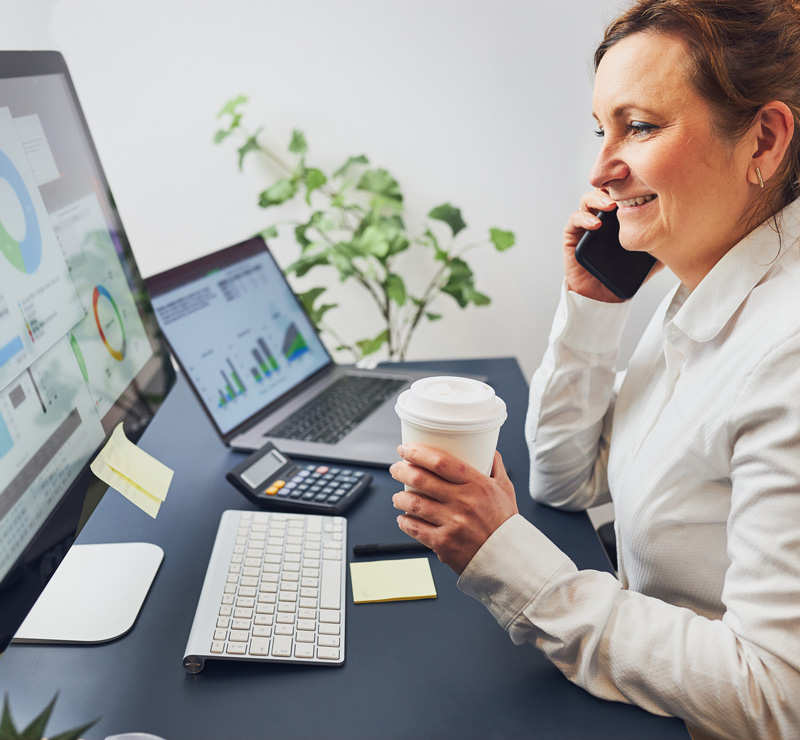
[{"left": 389, "top": 2, "right": 800, "bottom": 739}]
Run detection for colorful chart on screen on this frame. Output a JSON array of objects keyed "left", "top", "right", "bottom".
[
  {"left": 50, "top": 193, "right": 152, "bottom": 418},
  {"left": 0, "top": 107, "right": 85, "bottom": 391},
  {"left": 93, "top": 285, "right": 127, "bottom": 361}
]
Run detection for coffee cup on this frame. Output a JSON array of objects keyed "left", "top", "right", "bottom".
[{"left": 394, "top": 376, "right": 507, "bottom": 483}]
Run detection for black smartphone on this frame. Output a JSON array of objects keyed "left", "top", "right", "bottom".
[{"left": 574, "top": 208, "right": 656, "bottom": 299}]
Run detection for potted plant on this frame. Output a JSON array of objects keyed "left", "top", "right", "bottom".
[{"left": 214, "top": 95, "right": 515, "bottom": 363}]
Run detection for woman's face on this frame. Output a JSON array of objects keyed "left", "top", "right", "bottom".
[{"left": 590, "top": 32, "right": 757, "bottom": 288}]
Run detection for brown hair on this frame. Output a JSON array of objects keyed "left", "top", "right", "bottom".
[{"left": 595, "top": 0, "right": 800, "bottom": 227}]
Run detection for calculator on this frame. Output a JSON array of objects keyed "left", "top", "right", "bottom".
[{"left": 226, "top": 441, "right": 372, "bottom": 515}]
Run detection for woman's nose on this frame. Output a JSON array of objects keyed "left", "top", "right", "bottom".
[{"left": 589, "top": 143, "right": 629, "bottom": 190}]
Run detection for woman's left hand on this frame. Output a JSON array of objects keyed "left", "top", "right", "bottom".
[{"left": 389, "top": 444, "right": 518, "bottom": 575}]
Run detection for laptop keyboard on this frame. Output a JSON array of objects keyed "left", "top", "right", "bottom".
[{"left": 266, "top": 375, "right": 407, "bottom": 445}]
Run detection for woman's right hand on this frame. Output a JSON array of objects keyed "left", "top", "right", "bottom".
[{"left": 563, "top": 189, "right": 626, "bottom": 303}]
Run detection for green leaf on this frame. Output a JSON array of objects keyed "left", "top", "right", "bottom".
[
  {"left": 295, "top": 222, "right": 312, "bottom": 249},
  {"left": 441, "top": 282, "right": 469, "bottom": 308},
  {"left": 448, "top": 257, "right": 474, "bottom": 280},
  {"left": 489, "top": 227, "right": 515, "bottom": 251},
  {"left": 352, "top": 225, "right": 390, "bottom": 259},
  {"left": 310, "top": 211, "right": 335, "bottom": 232},
  {"left": 49, "top": 718, "right": 101, "bottom": 740},
  {"left": 213, "top": 129, "right": 231, "bottom": 144},
  {"left": 426, "top": 312, "right": 442, "bottom": 321},
  {"left": 259, "top": 225, "right": 279, "bottom": 240},
  {"left": 467, "top": 286, "right": 491, "bottom": 306},
  {"left": 333, "top": 154, "right": 369, "bottom": 179},
  {"left": 286, "top": 248, "right": 329, "bottom": 277},
  {"left": 304, "top": 168, "right": 328, "bottom": 205},
  {"left": 19, "top": 693, "right": 57, "bottom": 740},
  {"left": 357, "top": 169, "right": 403, "bottom": 205},
  {"left": 297, "top": 287, "right": 338, "bottom": 326},
  {"left": 237, "top": 128, "right": 263, "bottom": 170},
  {"left": 217, "top": 94, "right": 248, "bottom": 119},
  {"left": 289, "top": 130, "right": 308, "bottom": 155},
  {"left": 258, "top": 179, "right": 297, "bottom": 208},
  {"left": 423, "top": 228, "right": 448, "bottom": 261},
  {"left": 298, "top": 286, "right": 326, "bottom": 309},
  {"left": 384, "top": 274, "right": 407, "bottom": 306},
  {"left": 428, "top": 203, "right": 467, "bottom": 237},
  {"left": 356, "top": 329, "right": 390, "bottom": 357},
  {"left": 329, "top": 246, "right": 357, "bottom": 279},
  {"left": 1, "top": 695, "right": 18, "bottom": 738},
  {"left": 387, "top": 232, "right": 410, "bottom": 256}
]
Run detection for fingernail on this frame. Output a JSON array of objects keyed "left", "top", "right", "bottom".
[{"left": 397, "top": 445, "right": 407, "bottom": 458}]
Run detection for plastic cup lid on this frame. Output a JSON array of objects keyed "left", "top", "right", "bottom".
[{"left": 395, "top": 376, "right": 507, "bottom": 432}]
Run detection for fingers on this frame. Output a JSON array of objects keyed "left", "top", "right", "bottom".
[
  {"left": 579, "top": 188, "right": 616, "bottom": 214},
  {"left": 391, "top": 488, "right": 448, "bottom": 526},
  {"left": 395, "top": 444, "right": 478, "bottom": 486},
  {"left": 565, "top": 191, "right": 617, "bottom": 249}
]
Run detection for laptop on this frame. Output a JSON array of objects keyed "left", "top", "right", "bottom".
[{"left": 144, "top": 236, "right": 437, "bottom": 467}]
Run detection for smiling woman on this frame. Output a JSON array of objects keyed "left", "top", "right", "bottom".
[{"left": 388, "top": 1, "right": 800, "bottom": 739}]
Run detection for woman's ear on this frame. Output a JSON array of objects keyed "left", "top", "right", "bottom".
[{"left": 748, "top": 101, "right": 794, "bottom": 187}]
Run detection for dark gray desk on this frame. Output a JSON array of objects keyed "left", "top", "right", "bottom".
[{"left": 1, "top": 358, "right": 688, "bottom": 740}]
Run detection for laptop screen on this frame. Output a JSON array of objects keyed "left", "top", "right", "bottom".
[{"left": 146, "top": 238, "right": 331, "bottom": 435}]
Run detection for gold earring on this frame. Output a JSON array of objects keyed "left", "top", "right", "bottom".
[{"left": 756, "top": 166, "right": 765, "bottom": 188}]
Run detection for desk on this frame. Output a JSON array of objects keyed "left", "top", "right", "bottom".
[{"left": 1, "top": 358, "right": 688, "bottom": 740}]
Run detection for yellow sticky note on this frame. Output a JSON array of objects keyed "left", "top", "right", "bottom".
[
  {"left": 350, "top": 557, "right": 437, "bottom": 603},
  {"left": 90, "top": 423, "right": 174, "bottom": 518}
]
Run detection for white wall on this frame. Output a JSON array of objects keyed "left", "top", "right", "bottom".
[{"left": 0, "top": 0, "right": 675, "bottom": 378}]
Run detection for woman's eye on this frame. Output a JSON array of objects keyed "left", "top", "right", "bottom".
[
  {"left": 594, "top": 129, "right": 604, "bottom": 138},
  {"left": 629, "top": 121, "right": 657, "bottom": 136}
]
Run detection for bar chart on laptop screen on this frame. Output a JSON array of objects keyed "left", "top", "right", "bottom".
[{"left": 150, "top": 251, "right": 329, "bottom": 434}]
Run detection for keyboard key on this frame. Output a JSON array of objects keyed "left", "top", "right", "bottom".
[
  {"left": 250, "top": 637, "right": 271, "bottom": 656},
  {"left": 272, "top": 635, "right": 292, "bottom": 657}
]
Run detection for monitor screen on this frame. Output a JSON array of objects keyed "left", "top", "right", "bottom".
[{"left": 0, "top": 51, "right": 175, "bottom": 652}]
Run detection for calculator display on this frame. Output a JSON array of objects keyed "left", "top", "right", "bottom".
[{"left": 241, "top": 449, "right": 287, "bottom": 488}]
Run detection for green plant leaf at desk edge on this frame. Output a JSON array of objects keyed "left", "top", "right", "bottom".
[{"left": 1, "top": 693, "right": 99, "bottom": 740}]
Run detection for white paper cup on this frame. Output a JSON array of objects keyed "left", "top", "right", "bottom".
[{"left": 395, "top": 376, "right": 507, "bottom": 484}]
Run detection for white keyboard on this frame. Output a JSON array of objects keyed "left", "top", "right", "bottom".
[{"left": 182, "top": 509, "right": 346, "bottom": 673}]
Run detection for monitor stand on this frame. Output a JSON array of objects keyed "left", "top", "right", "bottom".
[{"left": 12, "top": 542, "right": 163, "bottom": 644}]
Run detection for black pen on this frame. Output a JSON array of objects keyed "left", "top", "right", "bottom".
[{"left": 352, "top": 542, "right": 432, "bottom": 556}]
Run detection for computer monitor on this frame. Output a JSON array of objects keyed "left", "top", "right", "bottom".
[{"left": 0, "top": 51, "right": 175, "bottom": 652}]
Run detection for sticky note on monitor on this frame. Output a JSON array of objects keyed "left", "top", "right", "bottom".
[
  {"left": 350, "top": 557, "right": 437, "bottom": 603},
  {"left": 90, "top": 422, "right": 173, "bottom": 518}
]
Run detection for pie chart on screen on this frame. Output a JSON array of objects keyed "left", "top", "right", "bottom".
[
  {"left": 93, "top": 285, "right": 127, "bottom": 361},
  {"left": 0, "top": 148, "right": 42, "bottom": 274}
]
